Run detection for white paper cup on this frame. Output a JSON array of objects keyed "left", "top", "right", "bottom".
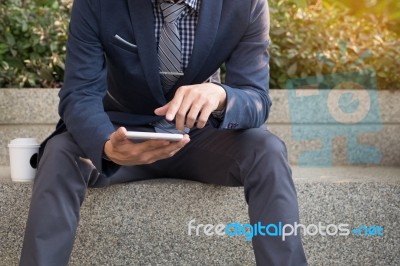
[{"left": 8, "top": 138, "right": 40, "bottom": 182}]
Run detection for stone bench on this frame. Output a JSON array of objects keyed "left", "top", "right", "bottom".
[
  {"left": 1, "top": 166, "right": 399, "bottom": 265},
  {"left": 0, "top": 89, "right": 399, "bottom": 166}
]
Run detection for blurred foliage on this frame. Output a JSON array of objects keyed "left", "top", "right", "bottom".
[
  {"left": 0, "top": 0, "right": 71, "bottom": 88},
  {"left": 0, "top": 0, "right": 399, "bottom": 90},
  {"left": 291, "top": 0, "right": 400, "bottom": 34},
  {"left": 269, "top": 0, "right": 400, "bottom": 90}
]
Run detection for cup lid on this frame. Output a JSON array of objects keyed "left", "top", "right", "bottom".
[{"left": 8, "top": 138, "right": 40, "bottom": 147}]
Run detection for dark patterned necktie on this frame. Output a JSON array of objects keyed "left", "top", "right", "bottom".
[{"left": 158, "top": 2, "right": 186, "bottom": 93}]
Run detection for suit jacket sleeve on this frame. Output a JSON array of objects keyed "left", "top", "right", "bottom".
[
  {"left": 58, "top": 0, "right": 114, "bottom": 170},
  {"left": 218, "top": 0, "right": 271, "bottom": 129}
]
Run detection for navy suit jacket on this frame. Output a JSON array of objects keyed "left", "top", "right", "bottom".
[{"left": 57, "top": 0, "right": 271, "bottom": 170}]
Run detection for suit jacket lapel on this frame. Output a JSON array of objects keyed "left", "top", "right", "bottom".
[
  {"left": 127, "top": 0, "right": 223, "bottom": 102},
  {"left": 174, "top": 0, "right": 223, "bottom": 89},
  {"left": 127, "top": 0, "right": 166, "bottom": 106}
]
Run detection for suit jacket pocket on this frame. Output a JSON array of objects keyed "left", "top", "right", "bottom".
[{"left": 110, "top": 34, "right": 138, "bottom": 53}]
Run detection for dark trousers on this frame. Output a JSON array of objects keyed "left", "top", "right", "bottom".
[{"left": 20, "top": 125, "right": 307, "bottom": 265}]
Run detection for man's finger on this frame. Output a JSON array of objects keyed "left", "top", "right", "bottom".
[
  {"left": 137, "top": 139, "right": 171, "bottom": 151},
  {"left": 185, "top": 102, "right": 203, "bottom": 128},
  {"left": 137, "top": 135, "right": 190, "bottom": 164},
  {"left": 154, "top": 103, "right": 169, "bottom": 116},
  {"left": 175, "top": 95, "right": 195, "bottom": 131},
  {"left": 165, "top": 87, "right": 186, "bottom": 121},
  {"left": 196, "top": 104, "right": 214, "bottom": 128}
]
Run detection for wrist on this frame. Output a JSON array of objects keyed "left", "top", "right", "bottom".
[
  {"left": 212, "top": 82, "right": 227, "bottom": 111},
  {"left": 217, "top": 92, "right": 226, "bottom": 111},
  {"left": 103, "top": 140, "right": 113, "bottom": 161}
]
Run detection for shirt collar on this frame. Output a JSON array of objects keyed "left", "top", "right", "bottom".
[{"left": 184, "top": 0, "right": 200, "bottom": 12}]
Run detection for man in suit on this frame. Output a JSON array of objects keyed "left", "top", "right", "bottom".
[{"left": 20, "top": 0, "right": 307, "bottom": 265}]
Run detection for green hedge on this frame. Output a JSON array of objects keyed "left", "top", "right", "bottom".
[
  {"left": 0, "top": 0, "right": 71, "bottom": 88},
  {"left": 269, "top": 1, "right": 400, "bottom": 90},
  {"left": 1, "top": 0, "right": 399, "bottom": 89}
]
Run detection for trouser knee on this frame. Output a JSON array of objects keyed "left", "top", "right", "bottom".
[{"left": 34, "top": 132, "right": 91, "bottom": 188}]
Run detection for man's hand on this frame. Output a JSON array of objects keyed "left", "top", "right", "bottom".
[
  {"left": 104, "top": 127, "right": 190, "bottom": 166},
  {"left": 154, "top": 83, "right": 226, "bottom": 131}
]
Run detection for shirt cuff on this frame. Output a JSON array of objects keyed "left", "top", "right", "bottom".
[{"left": 211, "top": 108, "right": 225, "bottom": 121}]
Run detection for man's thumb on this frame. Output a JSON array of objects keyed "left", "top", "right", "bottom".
[{"left": 113, "top": 127, "right": 128, "bottom": 142}]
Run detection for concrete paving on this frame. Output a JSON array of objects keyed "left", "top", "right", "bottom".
[{"left": 1, "top": 166, "right": 399, "bottom": 265}]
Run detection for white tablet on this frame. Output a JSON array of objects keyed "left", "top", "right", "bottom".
[{"left": 125, "top": 131, "right": 184, "bottom": 142}]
